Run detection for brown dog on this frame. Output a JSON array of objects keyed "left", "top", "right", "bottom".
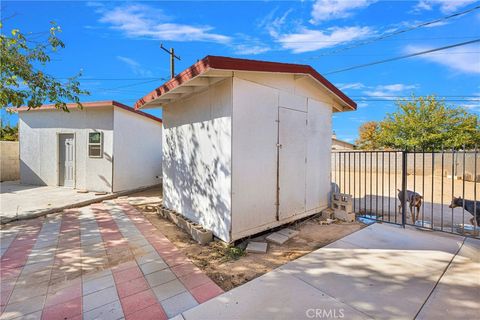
[{"left": 398, "top": 189, "right": 423, "bottom": 224}]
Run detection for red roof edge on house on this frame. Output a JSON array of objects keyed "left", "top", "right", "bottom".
[
  {"left": 16, "top": 100, "right": 162, "bottom": 123},
  {"left": 134, "top": 55, "right": 356, "bottom": 110}
]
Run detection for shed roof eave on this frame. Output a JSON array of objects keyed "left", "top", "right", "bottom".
[{"left": 134, "top": 55, "right": 356, "bottom": 111}]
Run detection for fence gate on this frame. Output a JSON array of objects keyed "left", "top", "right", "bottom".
[{"left": 331, "top": 149, "right": 479, "bottom": 238}]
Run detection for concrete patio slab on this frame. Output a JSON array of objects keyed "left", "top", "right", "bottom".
[
  {"left": 338, "top": 222, "right": 464, "bottom": 253},
  {"left": 416, "top": 237, "right": 480, "bottom": 320},
  {"left": 182, "top": 270, "right": 371, "bottom": 320},
  {"left": 181, "top": 223, "right": 479, "bottom": 320},
  {"left": 0, "top": 181, "right": 114, "bottom": 223},
  {"left": 280, "top": 247, "right": 450, "bottom": 319}
]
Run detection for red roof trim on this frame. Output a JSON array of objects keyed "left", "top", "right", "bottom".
[
  {"left": 134, "top": 55, "right": 356, "bottom": 110},
  {"left": 111, "top": 101, "right": 163, "bottom": 123},
  {"left": 16, "top": 100, "right": 162, "bottom": 123},
  {"left": 134, "top": 57, "right": 210, "bottom": 109}
]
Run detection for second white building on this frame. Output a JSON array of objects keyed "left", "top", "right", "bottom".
[{"left": 18, "top": 100, "right": 163, "bottom": 193}]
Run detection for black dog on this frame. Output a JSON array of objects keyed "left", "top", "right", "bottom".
[
  {"left": 398, "top": 189, "right": 423, "bottom": 224},
  {"left": 449, "top": 197, "right": 480, "bottom": 227}
]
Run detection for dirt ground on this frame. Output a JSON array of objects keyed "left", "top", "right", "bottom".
[{"left": 127, "top": 187, "right": 364, "bottom": 291}]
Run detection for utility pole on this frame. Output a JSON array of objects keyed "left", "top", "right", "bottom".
[{"left": 160, "top": 44, "right": 181, "bottom": 79}]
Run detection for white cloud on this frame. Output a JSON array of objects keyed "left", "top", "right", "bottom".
[
  {"left": 310, "top": 0, "right": 377, "bottom": 23},
  {"left": 414, "top": 0, "right": 477, "bottom": 13},
  {"left": 462, "top": 103, "right": 480, "bottom": 111},
  {"left": 337, "top": 82, "right": 366, "bottom": 90},
  {"left": 461, "top": 95, "right": 480, "bottom": 111},
  {"left": 231, "top": 34, "right": 270, "bottom": 55},
  {"left": 233, "top": 43, "right": 270, "bottom": 55},
  {"left": 116, "top": 56, "right": 153, "bottom": 77},
  {"left": 378, "top": 84, "right": 417, "bottom": 92},
  {"left": 364, "top": 83, "right": 418, "bottom": 98},
  {"left": 97, "top": 4, "right": 230, "bottom": 43},
  {"left": 261, "top": 4, "right": 375, "bottom": 54},
  {"left": 260, "top": 8, "right": 295, "bottom": 38},
  {"left": 405, "top": 44, "right": 480, "bottom": 74},
  {"left": 276, "top": 26, "right": 372, "bottom": 53},
  {"left": 347, "top": 116, "right": 369, "bottom": 123}
]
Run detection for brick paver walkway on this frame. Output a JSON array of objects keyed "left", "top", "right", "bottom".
[{"left": 0, "top": 200, "right": 223, "bottom": 320}]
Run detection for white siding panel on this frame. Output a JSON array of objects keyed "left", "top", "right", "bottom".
[
  {"left": 163, "top": 79, "right": 232, "bottom": 242},
  {"left": 231, "top": 77, "right": 278, "bottom": 238},
  {"left": 112, "top": 108, "right": 162, "bottom": 192},
  {"left": 294, "top": 76, "right": 335, "bottom": 107},
  {"left": 306, "top": 98, "right": 332, "bottom": 212},
  {"left": 279, "top": 91, "right": 307, "bottom": 112},
  {"left": 233, "top": 71, "right": 295, "bottom": 93}
]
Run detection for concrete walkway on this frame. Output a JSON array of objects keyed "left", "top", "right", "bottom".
[
  {"left": 182, "top": 223, "right": 480, "bottom": 320},
  {"left": 0, "top": 181, "right": 118, "bottom": 224},
  {"left": 1, "top": 182, "right": 162, "bottom": 224}
]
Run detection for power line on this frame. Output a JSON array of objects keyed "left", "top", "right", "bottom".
[
  {"left": 279, "top": 35, "right": 480, "bottom": 44},
  {"left": 305, "top": 51, "right": 480, "bottom": 58},
  {"left": 306, "top": 5, "right": 480, "bottom": 58},
  {"left": 324, "top": 39, "right": 480, "bottom": 75},
  {"left": 99, "top": 78, "right": 167, "bottom": 92},
  {"left": 58, "top": 77, "right": 164, "bottom": 81}
]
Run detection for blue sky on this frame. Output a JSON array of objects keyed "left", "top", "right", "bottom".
[{"left": 2, "top": 0, "right": 480, "bottom": 143}]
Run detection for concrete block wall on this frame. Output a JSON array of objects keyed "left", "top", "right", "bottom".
[
  {"left": 332, "top": 152, "right": 480, "bottom": 182},
  {"left": 1, "top": 141, "right": 20, "bottom": 181}
]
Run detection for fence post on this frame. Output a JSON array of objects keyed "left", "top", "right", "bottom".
[{"left": 401, "top": 151, "right": 408, "bottom": 227}]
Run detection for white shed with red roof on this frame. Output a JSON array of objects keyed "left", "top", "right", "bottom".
[
  {"left": 18, "top": 101, "right": 163, "bottom": 193},
  {"left": 136, "top": 56, "right": 356, "bottom": 242}
]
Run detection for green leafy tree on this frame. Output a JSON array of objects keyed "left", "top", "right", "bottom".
[
  {"left": 0, "top": 113, "right": 18, "bottom": 141},
  {"left": 378, "top": 95, "right": 480, "bottom": 151},
  {"left": 0, "top": 21, "right": 88, "bottom": 111},
  {"left": 0, "top": 123, "right": 18, "bottom": 141},
  {"left": 355, "top": 121, "right": 381, "bottom": 150}
]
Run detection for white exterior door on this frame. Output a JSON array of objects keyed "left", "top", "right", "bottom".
[
  {"left": 59, "top": 134, "right": 75, "bottom": 187},
  {"left": 278, "top": 107, "right": 307, "bottom": 220}
]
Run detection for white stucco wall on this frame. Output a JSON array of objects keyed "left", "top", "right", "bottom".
[
  {"left": 230, "top": 72, "right": 334, "bottom": 241},
  {"left": 162, "top": 78, "right": 232, "bottom": 242},
  {"left": 112, "top": 108, "right": 163, "bottom": 192},
  {"left": 19, "top": 107, "right": 114, "bottom": 192}
]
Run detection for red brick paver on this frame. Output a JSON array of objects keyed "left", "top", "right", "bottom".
[
  {"left": 0, "top": 201, "right": 224, "bottom": 320},
  {"left": 0, "top": 219, "right": 44, "bottom": 313}
]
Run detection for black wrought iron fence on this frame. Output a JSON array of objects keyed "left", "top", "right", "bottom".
[{"left": 332, "top": 148, "right": 479, "bottom": 238}]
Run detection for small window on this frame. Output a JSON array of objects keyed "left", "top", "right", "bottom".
[{"left": 88, "top": 132, "right": 103, "bottom": 158}]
